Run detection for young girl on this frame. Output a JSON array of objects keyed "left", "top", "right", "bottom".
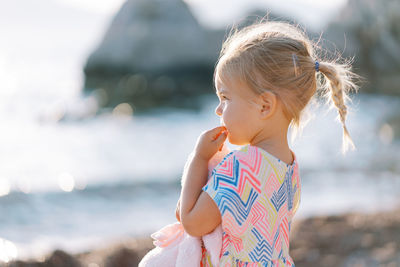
[{"left": 178, "top": 19, "right": 359, "bottom": 266}]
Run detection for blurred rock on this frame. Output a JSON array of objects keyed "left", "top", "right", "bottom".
[
  {"left": 324, "top": 0, "right": 400, "bottom": 95},
  {"left": 75, "top": 237, "right": 154, "bottom": 267},
  {"left": 104, "top": 248, "right": 140, "bottom": 267},
  {"left": 84, "top": 0, "right": 400, "bottom": 111},
  {"left": 44, "top": 250, "right": 81, "bottom": 267},
  {"left": 83, "top": 0, "right": 225, "bottom": 111},
  {"left": 290, "top": 207, "right": 400, "bottom": 266},
  {"left": 8, "top": 261, "right": 43, "bottom": 267}
]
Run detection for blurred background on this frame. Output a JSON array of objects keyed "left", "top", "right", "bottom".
[{"left": 0, "top": 0, "right": 400, "bottom": 266}]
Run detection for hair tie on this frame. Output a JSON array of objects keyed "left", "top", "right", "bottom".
[{"left": 315, "top": 61, "right": 320, "bottom": 72}]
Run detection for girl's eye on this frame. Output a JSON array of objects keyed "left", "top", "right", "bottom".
[{"left": 221, "top": 95, "right": 228, "bottom": 100}]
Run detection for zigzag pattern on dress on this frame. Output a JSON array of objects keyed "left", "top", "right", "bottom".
[{"left": 202, "top": 144, "right": 301, "bottom": 266}]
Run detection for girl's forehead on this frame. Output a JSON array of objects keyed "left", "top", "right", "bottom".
[
  {"left": 216, "top": 78, "right": 256, "bottom": 99},
  {"left": 215, "top": 76, "right": 239, "bottom": 94}
]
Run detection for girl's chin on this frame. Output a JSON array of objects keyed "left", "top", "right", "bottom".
[
  {"left": 227, "top": 135, "right": 249, "bottom": 146},
  {"left": 226, "top": 135, "right": 241, "bottom": 146}
]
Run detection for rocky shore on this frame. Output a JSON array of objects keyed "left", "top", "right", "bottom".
[{"left": 6, "top": 205, "right": 400, "bottom": 267}]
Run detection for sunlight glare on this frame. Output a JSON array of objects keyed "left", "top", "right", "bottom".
[
  {"left": 0, "top": 179, "right": 10, "bottom": 197},
  {"left": 17, "top": 177, "right": 31, "bottom": 194},
  {"left": 0, "top": 238, "right": 18, "bottom": 263},
  {"left": 53, "top": 0, "right": 125, "bottom": 15}
]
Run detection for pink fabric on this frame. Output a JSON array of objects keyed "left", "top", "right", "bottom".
[{"left": 151, "top": 222, "right": 184, "bottom": 248}]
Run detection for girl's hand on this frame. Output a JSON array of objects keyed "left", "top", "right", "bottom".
[{"left": 193, "top": 126, "right": 228, "bottom": 161}]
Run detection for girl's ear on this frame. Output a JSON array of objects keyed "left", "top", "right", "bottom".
[{"left": 258, "top": 91, "right": 277, "bottom": 120}]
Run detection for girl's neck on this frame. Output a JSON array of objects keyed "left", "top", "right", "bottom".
[
  {"left": 250, "top": 134, "right": 293, "bottom": 166},
  {"left": 248, "top": 99, "right": 293, "bottom": 165}
]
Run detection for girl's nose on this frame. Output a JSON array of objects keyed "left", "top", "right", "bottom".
[{"left": 215, "top": 103, "right": 222, "bottom": 116}]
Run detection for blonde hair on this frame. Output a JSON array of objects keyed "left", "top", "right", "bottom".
[{"left": 214, "top": 19, "right": 360, "bottom": 155}]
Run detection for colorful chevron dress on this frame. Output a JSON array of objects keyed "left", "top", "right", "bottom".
[{"left": 201, "top": 144, "right": 301, "bottom": 266}]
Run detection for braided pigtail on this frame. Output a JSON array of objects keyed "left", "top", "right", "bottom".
[{"left": 317, "top": 60, "right": 360, "bottom": 154}]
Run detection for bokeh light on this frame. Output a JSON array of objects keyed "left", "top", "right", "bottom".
[
  {"left": 379, "top": 123, "right": 394, "bottom": 145},
  {"left": 112, "top": 103, "right": 134, "bottom": 117},
  {"left": 58, "top": 172, "right": 75, "bottom": 192}
]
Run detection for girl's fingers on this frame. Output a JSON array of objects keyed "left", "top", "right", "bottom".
[
  {"left": 211, "top": 126, "right": 227, "bottom": 133},
  {"left": 216, "top": 130, "right": 227, "bottom": 142},
  {"left": 217, "top": 131, "right": 227, "bottom": 151},
  {"left": 211, "top": 126, "right": 227, "bottom": 140}
]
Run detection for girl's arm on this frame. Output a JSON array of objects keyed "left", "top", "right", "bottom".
[
  {"left": 179, "top": 126, "right": 227, "bottom": 237},
  {"left": 179, "top": 154, "right": 221, "bottom": 237}
]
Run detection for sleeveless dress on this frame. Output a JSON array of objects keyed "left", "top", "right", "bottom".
[{"left": 201, "top": 144, "right": 301, "bottom": 267}]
